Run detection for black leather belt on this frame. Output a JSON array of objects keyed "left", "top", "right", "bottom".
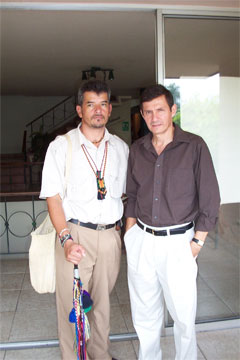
[
  {"left": 69, "top": 219, "right": 115, "bottom": 231},
  {"left": 137, "top": 220, "right": 193, "bottom": 236}
]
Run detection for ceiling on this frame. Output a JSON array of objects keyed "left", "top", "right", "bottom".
[
  {"left": 1, "top": 7, "right": 239, "bottom": 97},
  {"left": 1, "top": 10, "right": 156, "bottom": 97}
]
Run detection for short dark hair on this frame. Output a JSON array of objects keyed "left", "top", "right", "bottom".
[
  {"left": 77, "top": 80, "right": 111, "bottom": 106},
  {"left": 140, "top": 84, "right": 174, "bottom": 110}
]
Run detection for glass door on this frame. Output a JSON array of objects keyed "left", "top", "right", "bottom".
[{"left": 163, "top": 15, "right": 240, "bottom": 325}]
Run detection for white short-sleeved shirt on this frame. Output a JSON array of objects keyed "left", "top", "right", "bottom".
[{"left": 40, "top": 125, "right": 129, "bottom": 224}]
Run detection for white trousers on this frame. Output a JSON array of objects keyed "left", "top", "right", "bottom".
[{"left": 124, "top": 221, "right": 198, "bottom": 360}]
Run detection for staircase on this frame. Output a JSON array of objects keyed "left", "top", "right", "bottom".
[
  {"left": 1, "top": 96, "right": 79, "bottom": 195},
  {"left": 25, "top": 95, "right": 77, "bottom": 150},
  {"left": 1, "top": 94, "right": 131, "bottom": 195}
]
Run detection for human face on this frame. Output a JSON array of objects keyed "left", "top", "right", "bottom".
[
  {"left": 76, "top": 91, "right": 112, "bottom": 129},
  {"left": 141, "top": 95, "right": 177, "bottom": 137}
]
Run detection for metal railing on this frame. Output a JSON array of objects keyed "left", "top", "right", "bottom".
[
  {"left": 0, "top": 192, "right": 47, "bottom": 255},
  {"left": 26, "top": 95, "right": 76, "bottom": 140}
]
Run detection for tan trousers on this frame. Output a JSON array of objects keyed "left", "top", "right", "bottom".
[{"left": 55, "top": 222, "right": 121, "bottom": 360}]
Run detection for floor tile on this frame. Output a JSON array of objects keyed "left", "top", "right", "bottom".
[
  {"left": 0, "top": 290, "right": 20, "bottom": 312},
  {"left": 21, "top": 273, "right": 33, "bottom": 291},
  {"left": 110, "top": 288, "right": 119, "bottom": 306},
  {"left": 110, "top": 340, "right": 137, "bottom": 360},
  {"left": 17, "top": 289, "right": 56, "bottom": 312},
  {"left": 120, "top": 304, "right": 135, "bottom": 332},
  {"left": 0, "top": 273, "right": 24, "bottom": 290},
  {"left": 196, "top": 276, "right": 218, "bottom": 299},
  {"left": 110, "top": 304, "right": 128, "bottom": 334},
  {"left": 4, "top": 347, "right": 61, "bottom": 360},
  {"left": 198, "top": 251, "right": 239, "bottom": 280},
  {"left": 115, "top": 279, "right": 130, "bottom": 305},
  {"left": 9, "top": 307, "right": 58, "bottom": 341},
  {"left": 203, "top": 276, "right": 239, "bottom": 308},
  {"left": 0, "top": 259, "right": 28, "bottom": 274},
  {"left": 132, "top": 336, "right": 206, "bottom": 360},
  {"left": 0, "top": 312, "right": 15, "bottom": 341},
  {"left": 115, "top": 273, "right": 128, "bottom": 288},
  {"left": 197, "top": 295, "right": 234, "bottom": 321},
  {"left": 197, "top": 328, "right": 240, "bottom": 360}
]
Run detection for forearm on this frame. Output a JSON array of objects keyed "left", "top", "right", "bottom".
[
  {"left": 194, "top": 230, "right": 208, "bottom": 243},
  {"left": 47, "top": 194, "right": 85, "bottom": 263},
  {"left": 47, "top": 194, "right": 68, "bottom": 237},
  {"left": 125, "top": 217, "right": 137, "bottom": 232},
  {"left": 190, "top": 230, "right": 208, "bottom": 257}
]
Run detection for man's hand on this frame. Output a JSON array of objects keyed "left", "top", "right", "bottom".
[
  {"left": 64, "top": 240, "right": 86, "bottom": 264},
  {"left": 125, "top": 217, "right": 137, "bottom": 233},
  {"left": 190, "top": 240, "right": 202, "bottom": 258},
  {"left": 190, "top": 230, "right": 207, "bottom": 258}
]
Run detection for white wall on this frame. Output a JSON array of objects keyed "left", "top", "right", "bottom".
[
  {"left": 218, "top": 77, "right": 240, "bottom": 204},
  {"left": 108, "top": 100, "right": 132, "bottom": 146},
  {"left": 1, "top": 96, "right": 66, "bottom": 154},
  {"left": 181, "top": 76, "right": 240, "bottom": 204}
]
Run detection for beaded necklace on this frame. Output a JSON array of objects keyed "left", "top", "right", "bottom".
[{"left": 81, "top": 141, "right": 108, "bottom": 200}]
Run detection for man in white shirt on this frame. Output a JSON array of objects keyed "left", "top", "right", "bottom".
[{"left": 40, "top": 80, "right": 129, "bottom": 360}]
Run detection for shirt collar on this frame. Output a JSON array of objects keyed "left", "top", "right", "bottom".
[
  {"left": 172, "top": 124, "right": 191, "bottom": 144},
  {"left": 138, "top": 123, "right": 190, "bottom": 154},
  {"left": 77, "top": 123, "right": 112, "bottom": 148},
  {"left": 140, "top": 124, "right": 190, "bottom": 148}
]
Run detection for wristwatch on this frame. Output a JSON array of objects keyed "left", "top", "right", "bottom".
[{"left": 192, "top": 238, "right": 204, "bottom": 247}]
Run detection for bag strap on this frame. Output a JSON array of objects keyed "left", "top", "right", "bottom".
[{"left": 63, "top": 134, "right": 72, "bottom": 199}]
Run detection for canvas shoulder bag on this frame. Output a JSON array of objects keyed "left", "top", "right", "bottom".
[{"left": 29, "top": 134, "right": 72, "bottom": 293}]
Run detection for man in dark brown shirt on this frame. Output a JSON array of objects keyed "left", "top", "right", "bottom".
[{"left": 124, "top": 84, "right": 220, "bottom": 360}]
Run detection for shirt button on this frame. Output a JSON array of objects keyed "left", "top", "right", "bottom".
[
  {"left": 155, "top": 198, "right": 158, "bottom": 201},
  {"left": 157, "top": 164, "right": 160, "bottom": 167},
  {"left": 154, "top": 216, "right": 158, "bottom": 219}
]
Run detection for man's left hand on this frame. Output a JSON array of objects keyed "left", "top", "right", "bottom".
[{"left": 190, "top": 240, "right": 202, "bottom": 258}]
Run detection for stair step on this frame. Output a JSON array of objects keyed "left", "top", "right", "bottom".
[
  {"left": 1, "top": 166, "right": 26, "bottom": 176},
  {"left": 0, "top": 183, "right": 29, "bottom": 192},
  {"left": 0, "top": 153, "right": 25, "bottom": 162}
]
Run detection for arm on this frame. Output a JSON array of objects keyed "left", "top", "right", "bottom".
[
  {"left": 190, "top": 230, "right": 208, "bottom": 257},
  {"left": 124, "top": 146, "right": 138, "bottom": 219},
  {"left": 125, "top": 217, "right": 137, "bottom": 232},
  {"left": 191, "top": 139, "right": 220, "bottom": 257},
  {"left": 47, "top": 194, "right": 85, "bottom": 264}
]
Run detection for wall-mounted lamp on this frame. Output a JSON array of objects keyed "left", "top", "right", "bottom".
[{"left": 82, "top": 67, "right": 114, "bottom": 81}]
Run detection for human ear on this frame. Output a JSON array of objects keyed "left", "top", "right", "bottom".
[
  {"left": 171, "top": 104, "right": 177, "bottom": 118},
  {"left": 76, "top": 105, "right": 83, "bottom": 118}
]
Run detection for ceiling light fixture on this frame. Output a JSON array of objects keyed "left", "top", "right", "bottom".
[{"left": 81, "top": 67, "right": 114, "bottom": 81}]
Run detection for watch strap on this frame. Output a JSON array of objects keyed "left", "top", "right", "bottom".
[{"left": 192, "top": 237, "right": 204, "bottom": 247}]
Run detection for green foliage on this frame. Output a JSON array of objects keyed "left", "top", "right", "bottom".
[
  {"left": 173, "top": 111, "right": 181, "bottom": 127},
  {"left": 166, "top": 82, "right": 181, "bottom": 127},
  {"left": 166, "top": 83, "right": 180, "bottom": 109},
  {"left": 30, "top": 126, "right": 50, "bottom": 161}
]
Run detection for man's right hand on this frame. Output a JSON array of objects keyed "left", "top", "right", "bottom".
[{"left": 64, "top": 240, "right": 86, "bottom": 264}]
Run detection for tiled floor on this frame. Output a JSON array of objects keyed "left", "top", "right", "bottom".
[{"left": 0, "top": 233, "right": 239, "bottom": 359}]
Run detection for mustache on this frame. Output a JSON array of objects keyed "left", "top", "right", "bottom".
[{"left": 93, "top": 115, "right": 104, "bottom": 119}]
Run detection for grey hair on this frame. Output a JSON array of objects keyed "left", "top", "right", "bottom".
[{"left": 77, "top": 80, "right": 111, "bottom": 106}]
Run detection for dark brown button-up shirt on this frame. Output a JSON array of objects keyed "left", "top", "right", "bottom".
[{"left": 125, "top": 124, "right": 220, "bottom": 232}]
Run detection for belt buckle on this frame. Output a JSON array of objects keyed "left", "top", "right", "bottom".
[
  {"left": 152, "top": 229, "right": 155, "bottom": 235},
  {"left": 97, "top": 224, "right": 106, "bottom": 231}
]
